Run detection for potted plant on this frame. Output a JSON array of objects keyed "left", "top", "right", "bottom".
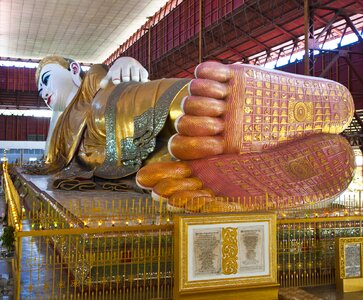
[{"left": 0, "top": 226, "right": 15, "bottom": 256}]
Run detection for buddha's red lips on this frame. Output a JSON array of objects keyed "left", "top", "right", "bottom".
[{"left": 47, "top": 95, "right": 52, "bottom": 106}]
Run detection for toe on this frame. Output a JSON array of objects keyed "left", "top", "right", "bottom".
[
  {"left": 176, "top": 115, "right": 224, "bottom": 136},
  {"left": 152, "top": 177, "right": 203, "bottom": 199},
  {"left": 169, "top": 135, "right": 224, "bottom": 160},
  {"left": 195, "top": 61, "right": 231, "bottom": 82},
  {"left": 189, "top": 79, "right": 228, "bottom": 99},
  {"left": 182, "top": 96, "right": 226, "bottom": 117},
  {"left": 136, "top": 161, "right": 192, "bottom": 189}
]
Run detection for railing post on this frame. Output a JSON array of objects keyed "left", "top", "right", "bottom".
[{"left": 15, "top": 233, "right": 22, "bottom": 300}]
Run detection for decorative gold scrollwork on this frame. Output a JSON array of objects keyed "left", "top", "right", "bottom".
[{"left": 222, "top": 227, "right": 238, "bottom": 275}]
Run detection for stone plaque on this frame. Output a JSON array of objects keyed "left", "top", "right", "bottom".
[
  {"left": 344, "top": 243, "right": 361, "bottom": 278},
  {"left": 192, "top": 229, "right": 222, "bottom": 277},
  {"left": 239, "top": 225, "right": 265, "bottom": 274}
]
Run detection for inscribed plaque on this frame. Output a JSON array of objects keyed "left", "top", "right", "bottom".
[
  {"left": 344, "top": 243, "right": 361, "bottom": 278},
  {"left": 239, "top": 225, "right": 265, "bottom": 274},
  {"left": 192, "top": 229, "right": 222, "bottom": 278}
]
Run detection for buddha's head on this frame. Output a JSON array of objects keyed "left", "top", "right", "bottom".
[{"left": 36, "top": 56, "right": 84, "bottom": 111}]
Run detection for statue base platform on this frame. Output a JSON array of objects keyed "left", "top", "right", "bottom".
[{"left": 13, "top": 167, "right": 153, "bottom": 228}]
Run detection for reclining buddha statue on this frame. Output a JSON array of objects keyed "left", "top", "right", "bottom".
[{"left": 36, "top": 55, "right": 355, "bottom": 212}]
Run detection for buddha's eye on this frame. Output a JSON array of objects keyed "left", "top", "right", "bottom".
[
  {"left": 38, "top": 71, "right": 51, "bottom": 96},
  {"left": 42, "top": 74, "right": 50, "bottom": 86},
  {"left": 40, "top": 71, "right": 50, "bottom": 87}
]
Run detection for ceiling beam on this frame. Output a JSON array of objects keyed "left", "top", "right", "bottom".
[
  {"left": 247, "top": 6, "right": 298, "bottom": 41},
  {"left": 224, "top": 19, "right": 270, "bottom": 52}
]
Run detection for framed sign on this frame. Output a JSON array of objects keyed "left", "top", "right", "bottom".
[
  {"left": 174, "top": 213, "right": 277, "bottom": 294},
  {"left": 337, "top": 237, "right": 363, "bottom": 279}
]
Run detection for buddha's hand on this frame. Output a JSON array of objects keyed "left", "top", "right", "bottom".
[{"left": 100, "top": 57, "right": 149, "bottom": 88}]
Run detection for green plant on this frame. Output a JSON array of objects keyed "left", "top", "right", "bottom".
[{"left": 0, "top": 226, "right": 15, "bottom": 251}]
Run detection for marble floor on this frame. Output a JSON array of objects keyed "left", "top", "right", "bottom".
[
  {"left": 303, "top": 285, "right": 363, "bottom": 300},
  {"left": 279, "top": 285, "right": 363, "bottom": 300}
]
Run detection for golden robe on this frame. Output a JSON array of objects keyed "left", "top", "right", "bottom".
[{"left": 46, "top": 65, "right": 189, "bottom": 180}]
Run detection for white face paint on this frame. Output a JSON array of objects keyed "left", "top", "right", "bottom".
[{"left": 37, "top": 63, "right": 80, "bottom": 111}]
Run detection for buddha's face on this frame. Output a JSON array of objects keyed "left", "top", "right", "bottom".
[{"left": 37, "top": 63, "right": 80, "bottom": 111}]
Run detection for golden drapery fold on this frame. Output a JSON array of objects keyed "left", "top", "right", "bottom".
[
  {"left": 46, "top": 64, "right": 189, "bottom": 179},
  {"left": 92, "top": 78, "right": 190, "bottom": 178},
  {"left": 45, "top": 64, "right": 108, "bottom": 171}
]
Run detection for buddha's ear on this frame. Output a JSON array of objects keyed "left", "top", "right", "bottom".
[{"left": 70, "top": 61, "right": 82, "bottom": 87}]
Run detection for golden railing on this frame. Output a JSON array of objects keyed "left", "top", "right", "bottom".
[
  {"left": 3, "top": 160, "right": 176, "bottom": 299},
  {"left": 2, "top": 155, "right": 22, "bottom": 231},
  {"left": 16, "top": 225, "right": 174, "bottom": 299},
  {"left": 277, "top": 216, "right": 363, "bottom": 288},
  {"left": 2, "top": 160, "right": 363, "bottom": 299}
]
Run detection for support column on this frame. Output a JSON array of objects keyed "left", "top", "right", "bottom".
[
  {"left": 304, "top": 0, "right": 315, "bottom": 76},
  {"left": 199, "top": 0, "right": 204, "bottom": 64},
  {"left": 148, "top": 27, "right": 152, "bottom": 74}
]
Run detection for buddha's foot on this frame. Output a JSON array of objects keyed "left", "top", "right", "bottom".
[
  {"left": 169, "top": 61, "right": 354, "bottom": 160},
  {"left": 137, "top": 134, "right": 355, "bottom": 212}
]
